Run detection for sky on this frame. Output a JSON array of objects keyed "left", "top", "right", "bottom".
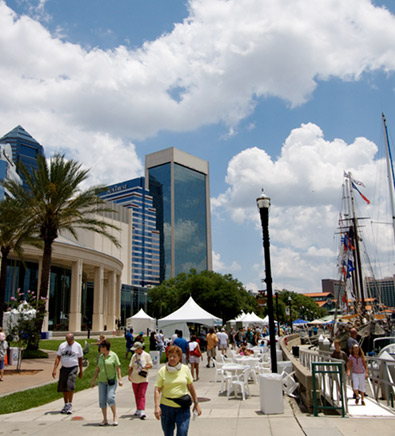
[{"left": 1, "top": 0, "right": 395, "bottom": 294}]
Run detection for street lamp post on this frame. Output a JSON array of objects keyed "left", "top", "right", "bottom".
[
  {"left": 288, "top": 296, "right": 293, "bottom": 333},
  {"left": 257, "top": 189, "right": 277, "bottom": 373}
]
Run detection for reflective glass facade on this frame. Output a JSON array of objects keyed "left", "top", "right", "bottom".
[
  {"left": 148, "top": 164, "right": 171, "bottom": 281},
  {"left": 100, "top": 177, "right": 160, "bottom": 288},
  {"left": 0, "top": 125, "right": 44, "bottom": 190},
  {"left": 174, "top": 163, "right": 208, "bottom": 276},
  {"left": 147, "top": 150, "right": 211, "bottom": 281}
]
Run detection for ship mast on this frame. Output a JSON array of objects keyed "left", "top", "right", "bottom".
[
  {"left": 382, "top": 113, "right": 395, "bottom": 244},
  {"left": 347, "top": 172, "right": 365, "bottom": 306}
]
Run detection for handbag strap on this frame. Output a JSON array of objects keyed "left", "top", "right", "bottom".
[{"left": 101, "top": 353, "right": 115, "bottom": 381}]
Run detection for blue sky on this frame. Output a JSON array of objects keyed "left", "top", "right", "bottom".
[{"left": 1, "top": 0, "right": 395, "bottom": 294}]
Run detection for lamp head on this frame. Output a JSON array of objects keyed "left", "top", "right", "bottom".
[{"left": 256, "top": 189, "right": 270, "bottom": 210}]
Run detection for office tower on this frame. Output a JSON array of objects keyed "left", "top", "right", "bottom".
[
  {"left": 100, "top": 177, "right": 160, "bottom": 288},
  {"left": 145, "top": 147, "right": 212, "bottom": 281},
  {"left": 0, "top": 143, "right": 22, "bottom": 200},
  {"left": 0, "top": 125, "right": 44, "bottom": 190}
]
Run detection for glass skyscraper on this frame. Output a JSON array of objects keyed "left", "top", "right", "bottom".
[
  {"left": 146, "top": 147, "right": 212, "bottom": 281},
  {"left": 0, "top": 125, "right": 44, "bottom": 190},
  {"left": 100, "top": 177, "right": 160, "bottom": 288}
]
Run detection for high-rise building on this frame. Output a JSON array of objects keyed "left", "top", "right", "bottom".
[
  {"left": 0, "top": 125, "right": 44, "bottom": 190},
  {"left": 145, "top": 147, "right": 212, "bottom": 281},
  {"left": 0, "top": 143, "right": 22, "bottom": 200},
  {"left": 100, "top": 177, "right": 160, "bottom": 288},
  {"left": 366, "top": 276, "right": 395, "bottom": 309}
]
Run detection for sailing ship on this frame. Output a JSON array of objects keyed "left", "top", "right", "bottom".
[{"left": 333, "top": 114, "right": 395, "bottom": 351}]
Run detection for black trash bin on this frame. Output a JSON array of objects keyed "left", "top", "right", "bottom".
[{"left": 292, "top": 346, "right": 299, "bottom": 357}]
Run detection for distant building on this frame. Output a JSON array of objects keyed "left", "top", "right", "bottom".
[
  {"left": 302, "top": 291, "right": 335, "bottom": 311},
  {"left": 0, "top": 143, "right": 22, "bottom": 200},
  {"left": 0, "top": 125, "right": 44, "bottom": 190},
  {"left": 365, "top": 276, "right": 395, "bottom": 309},
  {"left": 100, "top": 177, "right": 160, "bottom": 289},
  {"left": 145, "top": 147, "right": 212, "bottom": 281}
]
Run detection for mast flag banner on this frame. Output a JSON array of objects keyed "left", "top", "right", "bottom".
[{"left": 351, "top": 182, "right": 370, "bottom": 205}]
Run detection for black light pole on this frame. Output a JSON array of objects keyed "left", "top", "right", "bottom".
[
  {"left": 257, "top": 189, "right": 277, "bottom": 373},
  {"left": 289, "top": 296, "right": 293, "bottom": 333}
]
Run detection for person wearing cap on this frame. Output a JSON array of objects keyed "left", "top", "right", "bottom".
[
  {"left": 216, "top": 328, "right": 229, "bottom": 357},
  {"left": 128, "top": 341, "right": 153, "bottom": 419},
  {"left": 0, "top": 328, "right": 8, "bottom": 382}
]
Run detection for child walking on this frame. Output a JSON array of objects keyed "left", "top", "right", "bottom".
[{"left": 347, "top": 344, "right": 368, "bottom": 405}]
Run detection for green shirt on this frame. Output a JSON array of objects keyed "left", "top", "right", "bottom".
[
  {"left": 97, "top": 351, "right": 120, "bottom": 383},
  {"left": 155, "top": 364, "right": 193, "bottom": 408}
]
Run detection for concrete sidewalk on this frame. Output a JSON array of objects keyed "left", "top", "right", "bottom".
[{"left": 0, "top": 355, "right": 394, "bottom": 436}]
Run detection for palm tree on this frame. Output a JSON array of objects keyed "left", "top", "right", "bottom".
[
  {"left": 5, "top": 154, "right": 120, "bottom": 348},
  {"left": 0, "top": 197, "right": 38, "bottom": 326}
]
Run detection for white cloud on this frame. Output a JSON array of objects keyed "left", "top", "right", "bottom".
[
  {"left": 212, "top": 251, "right": 241, "bottom": 273},
  {"left": 0, "top": 0, "right": 395, "bottom": 151},
  {"left": 212, "top": 122, "right": 390, "bottom": 292}
]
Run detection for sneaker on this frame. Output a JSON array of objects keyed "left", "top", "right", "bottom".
[
  {"left": 60, "top": 405, "right": 68, "bottom": 414},
  {"left": 133, "top": 410, "right": 141, "bottom": 416},
  {"left": 206, "top": 364, "right": 210, "bottom": 368},
  {"left": 66, "top": 404, "right": 73, "bottom": 415},
  {"left": 355, "top": 397, "right": 359, "bottom": 405},
  {"left": 140, "top": 412, "right": 146, "bottom": 420}
]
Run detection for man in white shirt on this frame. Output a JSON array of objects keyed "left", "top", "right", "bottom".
[
  {"left": 52, "top": 333, "right": 83, "bottom": 414},
  {"left": 217, "top": 328, "right": 229, "bottom": 356}
]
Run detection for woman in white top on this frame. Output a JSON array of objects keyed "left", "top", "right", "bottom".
[{"left": 188, "top": 335, "right": 202, "bottom": 381}]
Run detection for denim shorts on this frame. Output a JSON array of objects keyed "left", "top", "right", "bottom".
[{"left": 98, "top": 381, "right": 117, "bottom": 408}]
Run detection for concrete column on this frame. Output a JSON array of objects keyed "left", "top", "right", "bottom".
[
  {"left": 115, "top": 274, "right": 121, "bottom": 320},
  {"left": 106, "top": 270, "right": 116, "bottom": 331},
  {"left": 92, "top": 266, "right": 104, "bottom": 331},
  {"left": 68, "top": 259, "right": 83, "bottom": 332}
]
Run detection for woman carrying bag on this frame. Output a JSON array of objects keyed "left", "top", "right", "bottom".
[
  {"left": 91, "top": 340, "right": 123, "bottom": 426},
  {"left": 154, "top": 345, "right": 201, "bottom": 436},
  {"left": 188, "top": 335, "right": 202, "bottom": 381},
  {"left": 128, "top": 341, "right": 153, "bottom": 420}
]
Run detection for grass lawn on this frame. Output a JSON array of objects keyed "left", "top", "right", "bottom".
[{"left": 0, "top": 336, "right": 150, "bottom": 415}]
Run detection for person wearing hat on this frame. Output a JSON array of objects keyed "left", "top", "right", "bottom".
[
  {"left": 0, "top": 328, "right": 8, "bottom": 382},
  {"left": 128, "top": 341, "right": 153, "bottom": 419}
]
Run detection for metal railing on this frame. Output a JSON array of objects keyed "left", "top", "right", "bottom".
[
  {"left": 312, "top": 361, "right": 346, "bottom": 417},
  {"left": 299, "top": 347, "right": 395, "bottom": 414},
  {"left": 299, "top": 348, "right": 348, "bottom": 415}
]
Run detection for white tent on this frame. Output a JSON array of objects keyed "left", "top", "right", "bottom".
[
  {"left": 158, "top": 296, "right": 222, "bottom": 330},
  {"left": 126, "top": 308, "right": 156, "bottom": 335},
  {"left": 239, "top": 312, "right": 266, "bottom": 325},
  {"left": 260, "top": 315, "right": 278, "bottom": 326}
]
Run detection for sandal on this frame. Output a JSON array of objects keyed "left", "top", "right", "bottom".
[{"left": 355, "top": 397, "right": 359, "bottom": 405}]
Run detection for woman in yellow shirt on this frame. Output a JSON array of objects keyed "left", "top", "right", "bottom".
[{"left": 154, "top": 345, "right": 201, "bottom": 436}]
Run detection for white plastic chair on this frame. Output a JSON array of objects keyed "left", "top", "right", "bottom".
[
  {"left": 228, "top": 367, "right": 250, "bottom": 400},
  {"left": 212, "top": 358, "right": 225, "bottom": 383},
  {"left": 281, "top": 371, "right": 299, "bottom": 397}
]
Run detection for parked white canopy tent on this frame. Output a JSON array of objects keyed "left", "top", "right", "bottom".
[
  {"left": 239, "top": 312, "right": 266, "bottom": 325},
  {"left": 126, "top": 308, "right": 156, "bottom": 334},
  {"left": 158, "top": 296, "right": 222, "bottom": 334},
  {"left": 260, "top": 315, "right": 278, "bottom": 326}
]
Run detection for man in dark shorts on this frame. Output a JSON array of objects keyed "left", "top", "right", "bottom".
[{"left": 52, "top": 333, "right": 83, "bottom": 414}]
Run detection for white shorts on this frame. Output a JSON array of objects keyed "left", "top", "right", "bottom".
[
  {"left": 352, "top": 372, "right": 366, "bottom": 393},
  {"left": 189, "top": 355, "right": 200, "bottom": 364},
  {"left": 218, "top": 344, "right": 227, "bottom": 350}
]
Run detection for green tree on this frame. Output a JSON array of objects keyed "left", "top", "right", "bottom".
[
  {"left": 148, "top": 269, "right": 257, "bottom": 322},
  {"left": 5, "top": 154, "right": 120, "bottom": 349},
  {"left": 0, "top": 197, "right": 38, "bottom": 326}
]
